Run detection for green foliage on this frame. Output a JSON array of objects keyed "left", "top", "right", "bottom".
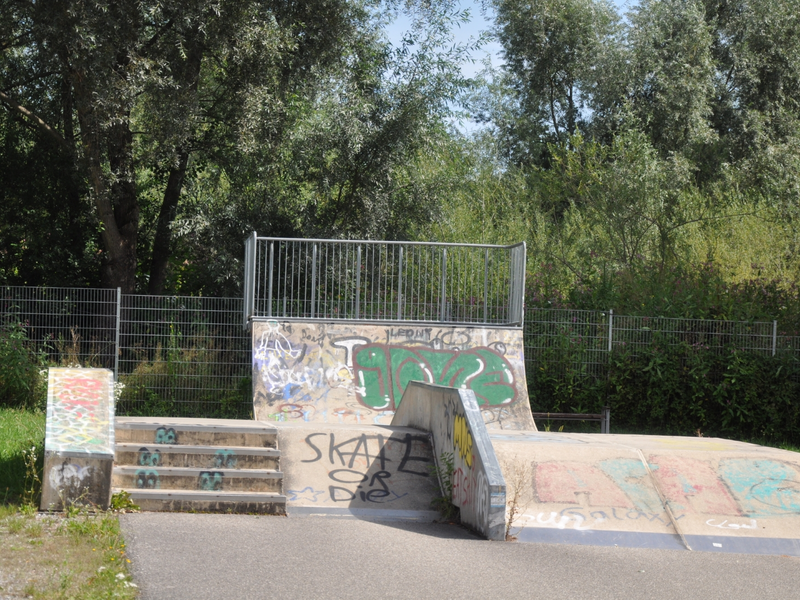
[
  {"left": 118, "top": 342, "right": 252, "bottom": 419},
  {"left": 0, "top": 407, "right": 45, "bottom": 505},
  {"left": 109, "top": 491, "right": 140, "bottom": 513},
  {"left": 0, "top": 323, "right": 47, "bottom": 410},
  {"left": 429, "top": 452, "right": 460, "bottom": 521},
  {"left": 529, "top": 333, "right": 800, "bottom": 444}
]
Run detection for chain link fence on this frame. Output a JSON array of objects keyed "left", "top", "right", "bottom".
[
  {"left": 4, "top": 286, "right": 799, "bottom": 419},
  {"left": 117, "top": 295, "right": 251, "bottom": 417},
  {"left": 1, "top": 286, "right": 250, "bottom": 418}
]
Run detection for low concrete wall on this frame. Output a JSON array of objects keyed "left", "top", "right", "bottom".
[
  {"left": 41, "top": 368, "right": 115, "bottom": 511},
  {"left": 392, "top": 381, "right": 507, "bottom": 540},
  {"left": 251, "top": 319, "right": 534, "bottom": 430}
]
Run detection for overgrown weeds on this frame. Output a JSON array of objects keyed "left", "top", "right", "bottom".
[
  {"left": 429, "top": 452, "right": 459, "bottom": 522},
  {"left": 0, "top": 321, "right": 48, "bottom": 410}
]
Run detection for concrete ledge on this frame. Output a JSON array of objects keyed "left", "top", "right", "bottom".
[
  {"left": 516, "top": 527, "right": 800, "bottom": 556},
  {"left": 391, "top": 381, "right": 507, "bottom": 540},
  {"left": 289, "top": 506, "right": 440, "bottom": 521},
  {"left": 41, "top": 368, "right": 115, "bottom": 511}
]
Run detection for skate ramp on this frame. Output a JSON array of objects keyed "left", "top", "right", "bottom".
[
  {"left": 251, "top": 320, "right": 534, "bottom": 430},
  {"left": 492, "top": 431, "right": 800, "bottom": 555},
  {"left": 276, "top": 422, "right": 440, "bottom": 521}
]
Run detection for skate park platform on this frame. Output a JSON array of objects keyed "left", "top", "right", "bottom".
[
  {"left": 268, "top": 382, "right": 800, "bottom": 555},
  {"left": 490, "top": 431, "right": 800, "bottom": 555},
  {"left": 236, "top": 234, "right": 800, "bottom": 555},
  {"left": 244, "top": 319, "right": 800, "bottom": 554}
]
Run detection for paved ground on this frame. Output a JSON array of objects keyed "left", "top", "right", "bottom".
[{"left": 120, "top": 513, "right": 800, "bottom": 600}]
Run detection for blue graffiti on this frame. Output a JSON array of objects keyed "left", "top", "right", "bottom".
[
  {"left": 199, "top": 471, "right": 224, "bottom": 491},
  {"left": 719, "top": 459, "right": 800, "bottom": 517},
  {"left": 155, "top": 427, "right": 177, "bottom": 444},
  {"left": 214, "top": 450, "right": 237, "bottom": 469},
  {"left": 135, "top": 469, "right": 160, "bottom": 489},
  {"left": 138, "top": 447, "right": 162, "bottom": 467},
  {"left": 598, "top": 458, "right": 663, "bottom": 514}
]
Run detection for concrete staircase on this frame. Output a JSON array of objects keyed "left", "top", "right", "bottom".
[{"left": 113, "top": 417, "right": 286, "bottom": 514}]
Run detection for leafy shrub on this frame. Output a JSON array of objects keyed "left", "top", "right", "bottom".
[
  {"left": 528, "top": 333, "right": 800, "bottom": 444},
  {"left": 117, "top": 342, "right": 251, "bottom": 419},
  {"left": 0, "top": 323, "right": 47, "bottom": 410}
]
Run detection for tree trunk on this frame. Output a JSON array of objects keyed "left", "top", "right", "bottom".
[
  {"left": 148, "top": 149, "right": 190, "bottom": 294},
  {"left": 147, "top": 32, "right": 203, "bottom": 295},
  {"left": 70, "top": 70, "right": 139, "bottom": 293}
]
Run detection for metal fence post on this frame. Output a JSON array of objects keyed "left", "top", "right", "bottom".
[
  {"left": 267, "top": 241, "right": 274, "bottom": 317},
  {"left": 355, "top": 245, "right": 362, "bottom": 320},
  {"left": 397, "top": 246, "right": 403, "bottom": 320},
  {"left": 608, "top": 309, "right": 613, "bottom": 352},
  {"left": 114, "top": 287, "right": 121, "bottom": 381},
  {"left": 311, "top": 243, "right": 317, "bottom": 319},
  {"left": 773, "top": 320, "right": 777, "bottom": 356},
  {"left": 483, "top": 248, "right": 489, "bottom": 324},
  {"left": 440, "top": 247, "right": 448, "bottom": 321},
  {"left": 602, "top": 406, "right": 611, "bottom": 434}
]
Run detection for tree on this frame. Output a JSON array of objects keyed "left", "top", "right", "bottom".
[
  {"left": 0, "top": 0, "right": 370, "bottom": 292},
  {"left": 493, "top": 0, "right": 619, "bottom": 163}
]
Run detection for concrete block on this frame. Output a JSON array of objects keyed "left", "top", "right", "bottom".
[{"left": 40, "top": 368, "right": 115, "bottom": 511}]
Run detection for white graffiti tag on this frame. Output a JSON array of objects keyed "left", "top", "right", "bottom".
[
  {"left": 706, "top": 519, "right": 758, "bottom": 530},
  {"left": 254, "top": 321, "right": 305, "bottom": 394}
]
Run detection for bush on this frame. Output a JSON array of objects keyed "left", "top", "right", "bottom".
[
  {"left": 0, "top": 323, "right": 46, "bottom": 410},
  {"left": 528, "top": 334, "right": 800, "bottom": 444},
  {"left": 117, "top": 342, "right": 252, "bottom": 419}
]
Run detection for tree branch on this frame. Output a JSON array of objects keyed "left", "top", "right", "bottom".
[{"left": 0, "top": 89, "right": 69, "bottom": 150}]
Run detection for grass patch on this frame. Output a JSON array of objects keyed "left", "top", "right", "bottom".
[
  {"left": 0, "top": 508, "right": 138, "bottom": 599},
  {"left": 1, "top": 407, "right": 137, "bottom": 598},
  {"left": 1, "top": 407, "right": 45, "bottom": 505}
]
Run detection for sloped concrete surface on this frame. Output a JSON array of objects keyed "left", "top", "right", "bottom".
[
  {"left": 492, "top": 431, "right": 800, "bottom": 554},
  {"left": 276, "top": 422, "right": 439, "bottom": 520}
]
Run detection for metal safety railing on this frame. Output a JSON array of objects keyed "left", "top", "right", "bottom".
[{"left": 243, "top": 234, "right": 527, "bottom": 328}]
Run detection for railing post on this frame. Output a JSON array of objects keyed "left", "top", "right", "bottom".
[
  {"left": 602, "top": 406, "right": 611, "bottom": 434},
  {"left": 311, "top": 243, "right": 317, "bottom": 319},
  {"left": 440, "top": 247, "right": 448, "bottom": 322},
  {"left": 773, "top": 320, "right": 777, "bottom": 356},
  {"left": 483, "top": 248, "right": 489, "bottom": 324},
  {"left": 114, "top": 287, "right": 121, "bottom": 380},
  {"left": 608, "top": 309, "right": 614, "bottom": 352},
  {"left": 267, "top": 241, "right": 274, "bottom": 317},
  {"left": 355, "top": 245, "right": 362, "bottom": 320},
  {"left": 397, "top": 246, "right": 403, "bottom": 320}
]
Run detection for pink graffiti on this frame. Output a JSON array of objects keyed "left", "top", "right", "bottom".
[
  {"left": 535, "top": 462, "right": 634, "bottom": 508},
  {"left": 650, "top": 456, "right": 741, "bottom": 516}
]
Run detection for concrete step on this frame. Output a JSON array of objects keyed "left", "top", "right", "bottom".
[
  {"left": 115, "top": 417, "right": 278, "bottom": 448},
  {"left": 113, "top": 466, "right": 282, "bottom": 493},
  {"left": 115, "top": 443, "right": 280, "bottom": 471},
  {"left": 115, "top": 488, "right": 287, "bottom": 515}
]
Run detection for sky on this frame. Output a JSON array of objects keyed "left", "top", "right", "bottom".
[
  {"left": 384, "top": 0, "right": 634, "bottom": 132},
  {"left": 385, "top": 0, "right": 635, "bottom": 77}
]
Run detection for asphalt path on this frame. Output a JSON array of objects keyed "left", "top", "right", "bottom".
[{"left": 119, "top": 513, "right": 800, "bottom": 600}]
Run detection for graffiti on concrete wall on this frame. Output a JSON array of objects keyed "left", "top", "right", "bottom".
[
  {"left": 352, "top": 345, "right": 516, "bottom": 409},
  {"left": 286, "top": 431, "right": 433, "bottom": 505},
  {"left": 46, "top": 368, "right": 114, "bottom": 454},
  {"left": 252, "top": 320, "right": 532, "bottom": 428},
  {"left": 529, "top": 455, "right": 800, "bottom": 531}
]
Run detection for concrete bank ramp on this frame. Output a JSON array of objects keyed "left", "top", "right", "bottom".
[
  {"left": 492, "top": 431, "right": 800, "bottom": 555},
  {"left": 276, "top": 423, "right": 439, "bottom": 521}
]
